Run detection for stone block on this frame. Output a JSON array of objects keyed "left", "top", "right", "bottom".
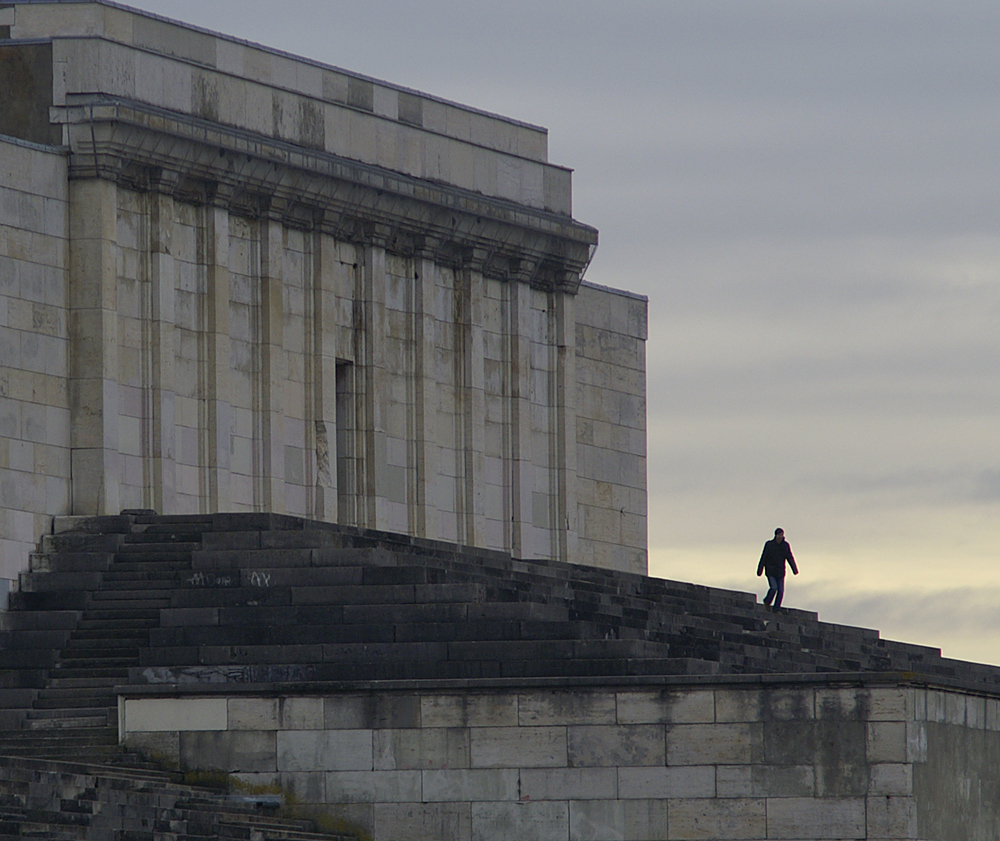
[
  {"left": 471, "top": 801, "right": 569, "bottom": 841},
  {"left": 567, "top": 724, "right": 665, "bottom": 767},
  {"left": 759, "top": 688, "right": 815, "bottom": 721},
  {"left": 868, "top": 763, "right": 912, "bottom": 796},
  {"left": 123, "top": 696, "right": 226, "bottom": 733},
  {"left": 764, "top": 797, "right": 866, "bottom": 839},
  {"left": 622, "top": 800, "right": 670, "bottom": 841},
  {"left": 228, "top": 697, "right": 278, "bottom": 730},
  {"left": 123, "top": 730, "right": 180, "bottom": 767},
  {"left": 276, "top": 771, "right": 325, "bottom": 804},
  {"left": 986, "top": 698, "right": 1000, "bottom": 732},
  {"left": 471, "top": 725, "right": 566, "bottom": 768},
  {"left": 714, "top": 689, "right": 762, "bottom": 723},
  {"left": 668, "top": 798, "right": 766, "bottom": 840},
  {"left": 324, "top": 693, "right": 420, "bottom": 729},
  {"left": 519, "top": 689, "right": 616, "bottom": 725},
  {"left": 375, "top": 803, "right": 472, "bottom": 841},
  {"left": 278, "top": 696, "right": 324, "bottom": 729},
  {"left": 569, "top": 799, "right": 625, "bottom": 841},
  {"left": 816, "top": 688, "right": 871, "bottom": 721},
  {"left": 668, "top": 723, "right": 760, "bottom": 766},
  {"left": 867, "top": 722, "right": 907, "bottom": 763},
  {"left": 764, "top": 721, "right": 864, "bottom": 769},
  {"left": 867, "top": 687, "right": 912, "bottom": 721},
  {"left": 179, "top": 730, "right": 277, "bottom": 773},
  {"left": 865, "top": 793, "right": 917, "bottom": 839},
  {"left": 421, "top": 768, "right": 519, "bottom": 802},
  {"left": 906, "top": 722, "right": 927, "bottom": 763},
  {"left": 716, "top": 764, "right": 814, "bottom": 798},
  {"left": 616, "top": 690, "right": 714, "bottom": 725},
  {"left": 277, "top": 729, "right": 372, "bottom": 771},
  {"left": 325, "top": 770, "right": 422, "bottom": 803},
  {"left": 618, "top": 766, "right": 714, "bottom": 799},
  {"left": 375, "top": 727, "right": 470, "bottom": 770},
  {"left": 521, "top": 767, "right": 617, "bottom": 801}
]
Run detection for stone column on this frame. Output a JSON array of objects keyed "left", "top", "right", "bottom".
[
  {"left": 507, "top": 280, "right": 533, "bottom": 558},
  {"left": 203, "top": 205, "right": 231, "bottom": 512},
  {"left": 68, "top": 179, "right": 121, "bottom": 515},
  {"left": 553, "top": 289, "right": 578, "bottom": 563},
  {"left": 411, "top": 256, "right": 439, "bottom": 538},
  {"left": 259, "top": 217, "right": 285, "bottom": 513},
  {"left": 311, "top": 229, "right": 338, "bottom": 521},
  {"left": 359, "top": 244, "right": 388, "bottom": 529},
  {"left": 147, "top": 189, "right": 176, "bottom": 514},
  {"left": 456, "top": 265, "right": 487, "bottom": 547}
]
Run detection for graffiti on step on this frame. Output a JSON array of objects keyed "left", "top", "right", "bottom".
[
  {"left": 184, "top": 570, "right": 272, "bottom": 587},
  {"left": 185, "top": 571, "right": 234, "bottom": 587},
  {"left": 249, "top": 570, "right": 271, "bottom": 588}
]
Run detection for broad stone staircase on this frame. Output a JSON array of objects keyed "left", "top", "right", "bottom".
[
  {"left": 0, "top": 515, "right": 212, "bottom": 761},
  {"left": 3, "top": 510, "right": 1000, "bottom": 763},
  {"left": 0, "top": 753, "right": 352, "bottom": 840}
]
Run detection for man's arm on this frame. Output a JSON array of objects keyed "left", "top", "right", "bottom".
[{"left": 787, "top": 545, "right": 799, "bottom": 575}]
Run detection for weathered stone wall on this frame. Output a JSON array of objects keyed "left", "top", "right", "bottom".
[
  {"left": 120, "top": 681, "right": 1000, "bottom": 840},
  {"left": 0, "top": 136, "right": 69, "bottom": 587},
  {"left": 575, "top": 283, "right": 647, "bottom": 572}
]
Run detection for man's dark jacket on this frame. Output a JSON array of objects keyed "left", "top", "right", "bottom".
[{"left": 757, "top": 539, "right": 798, "bottom": 578}]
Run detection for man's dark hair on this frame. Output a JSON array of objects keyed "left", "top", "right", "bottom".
[{"left": 774, "top": 528, "right": 784, "bottom": 535}]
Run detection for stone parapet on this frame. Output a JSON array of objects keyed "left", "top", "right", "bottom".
[{"left": 120, "top": 680, "right": 1000, "bottom": 840}]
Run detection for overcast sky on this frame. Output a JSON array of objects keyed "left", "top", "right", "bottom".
[{"left": 124, "top": 0, "right": 1000, "bottom": 666}]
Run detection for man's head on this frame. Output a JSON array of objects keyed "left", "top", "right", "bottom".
[{"left": 774, "top": 528, "right": 785, "bottom": 542}]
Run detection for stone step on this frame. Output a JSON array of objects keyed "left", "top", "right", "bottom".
[
  {"left": 17, "top": 570, "right": 104, "bottom": 593},
  {"left": 28, "top": 552, "right": 116, "bottom": 573},
  {"left": 23, "top": 710, "right": 112, "bottom": 729},
  {"left": 0, "top": 629, "right": 70, "bottom": 650},
  {"left": 7, "top": 591, "right": 90, "bottom": 611},
  {"left": 46, "top": 675, "right": 123, "bottom": 689},
  {"left": 0, "top": 609, "right": 81, "bottom": 632},
  {"left": 117, "top": 542, "right": 199, "bottom": 556},
  {"left": 46, "top": 665, "right": 128, "bottom": 680},
  {"left": 41, "top": 532, "right": 124, "bottom": 553},
  {"left": 89, "top": 589, "right": 173, "bottom": 604},
  {"left": 98, "top": 577, "right": 179, "bottom": 590},
  {"left": 32, "top": 691, "right": 116, "bottom": 709}
]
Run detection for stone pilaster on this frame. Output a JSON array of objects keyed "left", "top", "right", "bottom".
[
  {"left": 310, "top": 230, "right": 338, "bottom": 521},
  {"left": 457, "top": 266, "right": 487, "bottom": 548},
  {"left": 359, "top": 244, "right": 387, "bottom": 529},
  {"left": 259, "top": 218, "right": 285, "bottom": 513},
  {"left": 411, "top": 257, "right": 439, "bottom": 538},
  {"left": 553, "top": 289, "right": 578, "bottom": 562},
  {"left": 507, "top": 281, "right": 533, "bottom": 558},
  {"left": 147, "top": 190, "right": 176, "bottom": 514},
  {"left": 68, "top": 179, "right": 120, "bottom": 515},
  {"left": 203, "top": 205, "right": 231, "bottom": 512}
]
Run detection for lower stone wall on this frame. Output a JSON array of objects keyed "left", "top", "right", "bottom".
[{"left": 119, "top": 679, "right": 1000, "bottom": 841}]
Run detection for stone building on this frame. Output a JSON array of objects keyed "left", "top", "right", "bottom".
[
  {"left": 0, "top": 0, "right": 648, "bottom": 596},
  {"left": 3, "top": 5, "right": 1000, "bottom": 841}
]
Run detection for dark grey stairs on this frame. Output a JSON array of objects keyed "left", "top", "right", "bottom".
[
  {"left": 0, "top": 516, "right": 215, "bottom": 761},
  {"left": 4, "top": 509, "right": 1000, "bottom": 770},
  {"left": 0, "top": 754, "right": 354, "bottom": 840}
]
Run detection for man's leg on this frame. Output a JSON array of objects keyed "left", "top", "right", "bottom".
[
  {"left": 764, "top": 575, "right": 778, "bottom": 606},
  {"left": 772, "top": 577, "right": 785, "bottom": 611}
]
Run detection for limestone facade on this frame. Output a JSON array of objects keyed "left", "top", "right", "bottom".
[
  {"left": 120, "top": 680, "right": 1000, "bottom": 840},
  {"left": 0, "top": 2, "right": 647, "bottom": 584}
]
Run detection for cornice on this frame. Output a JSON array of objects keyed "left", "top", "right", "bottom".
[{"left": 54, "top": 95, "right": 598, "bottom": 291}]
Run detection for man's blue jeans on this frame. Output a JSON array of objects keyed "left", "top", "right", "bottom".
[{"left": 763, "top": 575, "right": 784, "bottom": 610}]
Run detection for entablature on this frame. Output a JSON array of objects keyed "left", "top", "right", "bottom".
[{"left": 55, "top": 95, "right": 597, "bottom": 292}]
